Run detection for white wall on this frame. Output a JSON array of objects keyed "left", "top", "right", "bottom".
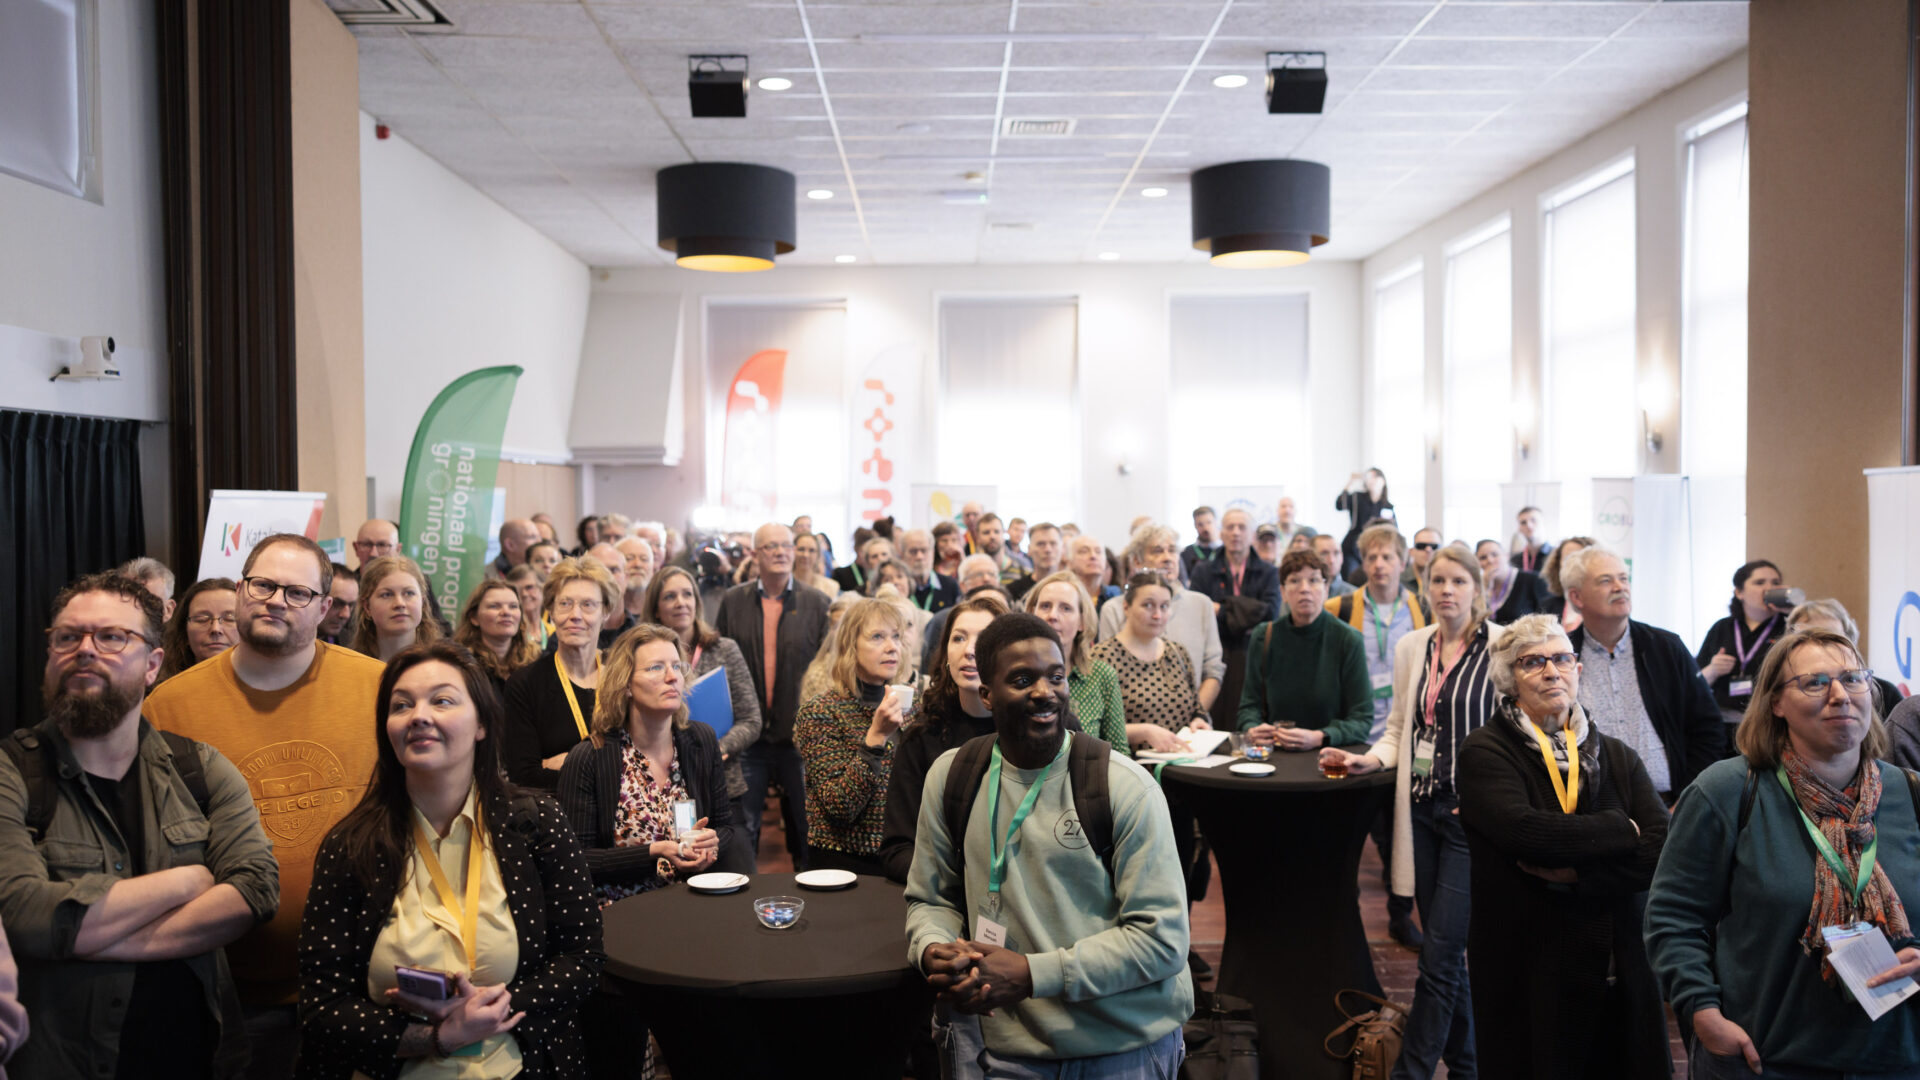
[
  {"left": 1361, "top": 52, "right": 1749, "bottom": 535},
  {"left": 588, "top": 259, "right": 1362, "bottom": 551},
  {"left": 359, "top": 112, "right": 591, "bottom": 520}
]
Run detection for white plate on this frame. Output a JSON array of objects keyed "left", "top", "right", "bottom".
[
  {"left": 1229, "top": 762, "right": 1276, "bottom": 777},
  {"left": 687, "top": 872, "right": 749, "bottom": 894},
  {"left": 794, "top": 869, "right": 858, "bottom": 890}
]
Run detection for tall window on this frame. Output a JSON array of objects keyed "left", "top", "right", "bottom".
[
  {"left": 1544, "top": 159, "right": 1637, "bottom": 534},
  {"left": 1371, "top": 263, "right": 1426, "bottom": 533},
  {"left": 1168, "top": 294, "right": 1310, "bottom": 524},
  {"left": 1683, "top": 105, "right": 1749, "bottom": 478},
  {"left": 1442, "top": 219, "right": 1513, "bottom": 544},
  {"left": 938, "top": 299, "right": 1079, "bottom": 526}
]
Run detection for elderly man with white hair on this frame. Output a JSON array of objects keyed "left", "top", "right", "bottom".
[
  {"left": 1096, "top": 524, "right": 1223, "bottom": 710},
  {"left": 898, "top": 527, "right": 959, "bottom": 614},
  {"left": 1561, "top": 544, "right": 1726, "bottom": 800},
  {"left": 615, "top": 535, "right": 656, "bottom": 618}
]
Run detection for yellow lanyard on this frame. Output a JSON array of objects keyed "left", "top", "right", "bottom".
[
  {"left": 411, "top": 805, "right": 486, "bottom": 973},
  {"left": 555, "top": 651, "right": 596, "bottom": 739},
  {"left": 1528, "top": 724, "right": 1580, "bottom": 813}
]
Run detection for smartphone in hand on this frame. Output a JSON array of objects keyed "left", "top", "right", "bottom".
[{"left": 395, "top": 965, "right": 455, "bottom": 1001}]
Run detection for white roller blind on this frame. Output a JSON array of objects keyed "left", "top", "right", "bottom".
[
  {"left": 938, "top": 300, "right": 1079, "bottom": 526},
  {"left": 1544, "top": 165, "right": 1637, "bottom": 534},
  {"left": 1683, "top": 109, "right": 1749, "bottom": 479},
  {"left": 1372, "top": 265, "right": 1426, "bottom": 532},
  {"left": 1443, "top": 224, "right": 1513, "bottom": 544},
  {"left": 1168, "top": 294, "right": 1310, "bottom": 521}
]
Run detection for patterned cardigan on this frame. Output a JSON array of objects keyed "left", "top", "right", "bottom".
[
  {"left": 296, "top": 791, "right": 604, "bottom": 1080},
  {"left": 794, "top": 688, "right": 895, "bottom": 857}
]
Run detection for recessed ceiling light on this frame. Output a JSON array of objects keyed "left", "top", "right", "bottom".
[
  {"left": 1141, "top": 187, "right": 1169, "bottom": 198},
  {"left": 806, "top": 189, "right": 834, "bottom": 200},
  {"left": 1212, "top": 74, "right": 1249, "bottom": 89},
  {"left": 835, "top": 254, "right": 857, "bottom": 264},
  {"left": 757, "top": 77, "right": 793, "bottom": 91},
  {"left": 1098, "top": 252, "right": 1120, "bottom": 261}
]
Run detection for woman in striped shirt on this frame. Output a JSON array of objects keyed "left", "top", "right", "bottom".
[{"left": 1321, "top": 543, "right": 1504, "bottom": 1080}]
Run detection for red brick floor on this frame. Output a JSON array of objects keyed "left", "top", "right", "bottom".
[{"left": 752, "top": 804, "right": 1690, "bottom": 1078}]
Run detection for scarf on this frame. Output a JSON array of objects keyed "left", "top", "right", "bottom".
[
  {"left": 1501, "top": 696, "right": 1600, "bottom": 783},
  {"left": 1780, "top": 748, "right": 1911, "bottom": 978}
]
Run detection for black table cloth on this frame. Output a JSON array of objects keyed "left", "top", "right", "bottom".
[
  {"left": 1162, "top": 748, "right": 1394, "bottom": 1080},
  {"left": 601, "top": 872, "right": 927, "bottom": 1079}
]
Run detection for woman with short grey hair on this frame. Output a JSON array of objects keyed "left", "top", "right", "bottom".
[{"left": 1457, "top": 613, "right": 1669, "bottom": 1079}]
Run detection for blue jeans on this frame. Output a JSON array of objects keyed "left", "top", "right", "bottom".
[
  {"left": 1391, "top": 792, "right": 1475, "bottom": 1080},
  {"left": 941, "top": 1013, "right": 1184, "bottom": 1080},
  {"left": 738, "top": 738, "right": 808, "bottom": 868},
  {"left": 1689, "top": 1041, "right": 1920, "bottom": 1080}
]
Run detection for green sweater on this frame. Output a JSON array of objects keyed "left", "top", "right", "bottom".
[
  {"left": 1235, "top": 611, "right": 1373, "bottom": 746},
  {"left": 1070, "top": 661, "right": 1130, "bottom": 757},
  {"left": 1647, "top": 756, "right": 1920, "bottom": 1071},
  {"left": 905, "top": 742, "right": 1193, "bottom": 1060}
]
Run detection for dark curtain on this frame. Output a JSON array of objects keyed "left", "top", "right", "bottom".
[{"left": 0, "top": 410, "right": 148, "bottom": 734}]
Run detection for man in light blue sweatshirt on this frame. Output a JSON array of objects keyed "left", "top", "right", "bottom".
[{"left": 906, "top": 613, "right": 1193, "bottom": 1079}]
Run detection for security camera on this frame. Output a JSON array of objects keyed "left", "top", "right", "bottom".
[{"left": 53, "top": 336, "right": 122, "bottom": 381}]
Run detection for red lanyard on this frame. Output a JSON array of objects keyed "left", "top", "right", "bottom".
[
  {"left": 1229, "top": 559, "right": 1247, "bottom": 595},
  {"left": 1422, "top": 633, "right": 1466, "bottom": 728}
]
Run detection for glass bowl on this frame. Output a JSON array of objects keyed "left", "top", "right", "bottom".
[{"left": 754, "top": 895, "right": 804, "bottom": 929}]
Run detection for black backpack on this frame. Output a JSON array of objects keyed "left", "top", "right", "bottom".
[
  {"left": 941, "top": 731, "right": 1115, "bottom": 880},
  {"left": 0, "top": 726, "right": 212, "bottom": 841}
]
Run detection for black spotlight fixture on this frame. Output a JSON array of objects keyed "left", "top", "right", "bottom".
[
  {"left": 689, "top": 55, "right": 748, "bottom": 118},
  {"left": 657, "top": 162, "right": 796, "bottom": 272},
  {"left": 1190, "top": 159, "right": 1330, "bottom": 268},
  {"left": 1266, "top": 51, "right": 1327, "bottom": 114}
]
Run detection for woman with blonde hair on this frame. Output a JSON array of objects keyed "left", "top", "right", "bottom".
[
  {"left": 1026, "top": 570, "right": 1127, "bottom": 753},
  {"left": 799, "top": 591, "right": 865, "bottom": 707},
  {"left": 455, "top": 579, "right": 541, "bottom": 688},
  {"left": 1650, "top": 628, "right": 1920, "bottom": 1079},
  {"left": 1321, "top": 543, "right": 1503, "bottom": 1080},
  {"left": 793, "top": 531, "right": 840, "bottom": 599},
  {"left": 502, "top": 557, "right": 619, "bottom": 790},
  {"left": 793, "top": 597, "right": 912, "bottom": 875},
  {"left": 350, "top": 555, "right": 442, "bottom": 661}
]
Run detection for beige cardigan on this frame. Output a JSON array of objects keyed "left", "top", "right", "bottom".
[{"left": 1365, "top": 619, "right": 1506, "bottom": 897}]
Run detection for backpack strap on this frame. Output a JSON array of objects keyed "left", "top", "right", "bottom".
[
  {"left": 0, "top": 730, "right": 56, "bottom": 841},
  {"left": 158, "top": 730, "right": 213, "bottom": 817},
  {"left": 941, "top": 734, "right": 1000, "bottom": 876},
  {"left": 1065, "top": 732, "right": 1115, "bottom": 879}
]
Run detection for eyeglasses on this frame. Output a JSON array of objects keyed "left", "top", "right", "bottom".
[
  {"left": 1784, "top": 669, "right": 1874, "bottom": 698},
  {"left": 188, "top": 613, "right": 238, "bottom": 628},
  {"left": 46, "top": 626, "right": 151, "bottom": 654},
  {"left": 758, "top": 542, "right": 795, "bottom": 554},
  {"left": 1514, "top": 652, "right": 1578, "bottom": 674},
  {"left": 552, "top": 597, "right": 603, "bottom": 615},
  {"left": 241, "top": 576, "right": 320, "bottom": 608},
  {"left": 640, "top": 661, "right": 691, "bottom": 680},
  {"left": 1412, "top": 542, "right": 1440, "bottom": 552}
]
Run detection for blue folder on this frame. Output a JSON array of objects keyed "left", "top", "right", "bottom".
[{"left": 686, "top": 665, "right": 733, "bottom": 740}]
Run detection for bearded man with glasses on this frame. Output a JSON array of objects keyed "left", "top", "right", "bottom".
[{"left": 146, "top": 533, "right": 385, "bottom": 1080}]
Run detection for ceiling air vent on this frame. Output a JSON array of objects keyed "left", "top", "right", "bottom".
[
  {"left": 1002, "top": 117, "right": 1075, "bottom": 137},
  {"left": 324, "top": 0, "right": 450, "bottom": 26}
]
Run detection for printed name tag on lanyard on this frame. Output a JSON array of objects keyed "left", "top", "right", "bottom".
[
  {"left": 1371, "top": 671, "right": 1393, "bottom": 692},
  {"left": 975, "top": 914, "right": 1008, "bottom": 948},
  {"left": 1730, "top": 679, "right": 1754, "bottom": 698},
  {"left": 1413, "top": 735, "right": 1436, "bottom": 778}
]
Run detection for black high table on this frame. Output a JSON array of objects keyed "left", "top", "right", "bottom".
[
  {"left": 601, "top": 872, "right": 928, "bottom": 1079},
  {"left": 1162, "top": 748, "right": 1394, "bottom": 1080}
]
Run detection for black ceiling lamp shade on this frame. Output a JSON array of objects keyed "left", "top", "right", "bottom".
[
  {"left": 1190, "top": 159, "right": 1331, "bottom": 268},
  {"left": 657, "top": 162, "right": 796, "bottom": 272}
]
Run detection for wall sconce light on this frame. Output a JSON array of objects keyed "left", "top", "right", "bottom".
[
  {"left": 1511, "top": 398, "right": 1535, "bottom": 462},
  {"left": 1638, "top": 375, "right": 1668, "bottom": 456},
  {"left": 1643, "top": 411, "right": 1664, "bottom": 454}
]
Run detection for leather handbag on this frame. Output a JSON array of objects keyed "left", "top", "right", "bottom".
[
  {"left": 1323, "top": 990, "right": 1409, "bottom": 1080},
  {"left": 1180, "top": 989, "right": 1260, "bottom": 1080}
]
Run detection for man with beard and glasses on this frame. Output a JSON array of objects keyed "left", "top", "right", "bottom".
[
  {"left": 907, "top": 613, "right": 1192, "bottom": 1078},
  {"left": 0, "top": 573, "right": 278, "bottom": 1079},
  {"left": 145, "top": 534, "right": 384, "bottom": 1080}
]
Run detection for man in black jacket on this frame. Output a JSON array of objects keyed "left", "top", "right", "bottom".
[
  {"left": 713, "top": 523, "right": 832, "bottom": 866},
  {"left": 1189, "top": 508, "right": 1282, "bottom": 728},
  {"left": 1562, "top": 545, "right": 1725, "bottom": 800}
]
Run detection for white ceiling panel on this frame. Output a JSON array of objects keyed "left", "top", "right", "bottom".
[{"left": 350, "top": 0, "right": 1747, "bottom": 266}]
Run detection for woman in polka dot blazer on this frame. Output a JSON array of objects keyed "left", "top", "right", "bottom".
[{"left": 296, "top": 641, "right": 604, "bottom": 1079}]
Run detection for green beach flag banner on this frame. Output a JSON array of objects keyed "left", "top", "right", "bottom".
[{"left": 398, "top": 365, "right": 524, "bottom": 617}]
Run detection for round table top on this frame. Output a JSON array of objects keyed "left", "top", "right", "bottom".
[
  {"left": 1159, "top": 744, "right": 1395, "bottom": 793},
  {"left": 601, "top": 872, "right": 917, "bottom": 997}
]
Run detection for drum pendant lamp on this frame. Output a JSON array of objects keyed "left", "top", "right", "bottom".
[
  {"left": 657, "top": 163, "right": 797, "bottom": 272},
  {"left": 1190, "top": 159, "right": 1331, "bottom": 268}
]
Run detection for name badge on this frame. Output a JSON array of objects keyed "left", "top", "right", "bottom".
[
  {"left": 672, "top": 799, "right": 698, "bottom": 836},
  {"left": 1371, "top": 671, "right": 1393, "bottom": 692},
  {"left": 1413, "top": 735, "right": 1436, "bottom": 778},
  {"left": 1729, "top": 679, "right": 1754, "bottom": 698},
  {"left": 975, "top": 915, "right": 1008, "bottom": 948}
]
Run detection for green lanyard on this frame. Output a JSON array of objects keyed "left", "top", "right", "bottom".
[
  {"left": 1776, "top": 766, "right": 1878, "bottom": 907},
  {"left": 987, "top": 741, "right": 1065, "bottom": 895},
  {"left": 1366, "top": 593, "right": 1399, "bottom": 660}
]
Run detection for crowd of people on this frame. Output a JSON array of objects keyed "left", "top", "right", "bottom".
[{"left": 2, "top": 482, "right": 1919, "bottom": 1080}]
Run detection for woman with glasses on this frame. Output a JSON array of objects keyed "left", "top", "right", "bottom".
[
  {"left": 157, "top": 576, "right": 238, "bottom": 682},
  {"left": 1452, "top": 614, "right": 1669, "bottom": 1079},
  {"left": 794, "top": 598, "right": 913, "bottom": 876},
  {"left": 349, "top": 555, "right": 442, "bottom": 661},
  {"left": 503, "top": 558, "right": 620, "bottom": 791},
  {"left": 1649, "top": 628, "right": 1920, "bottom": 1080},
  {"left": 455, "top": 579, "right": 541, "bottom": 691},
  {"left": 1320, "top": 543, "right": 1499, "bottom": 1080},
  {"left": 639, "top": 566, "right": 763, "bottom": 812}
]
